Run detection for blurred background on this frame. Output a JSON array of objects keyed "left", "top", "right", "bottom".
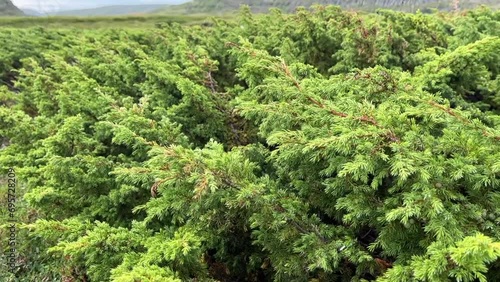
[{"left": 2, "top": 0, "right": 499, "bottom": 17}]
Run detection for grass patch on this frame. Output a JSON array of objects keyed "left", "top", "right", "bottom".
[{"left": 0, "top": 14, "right": 235, "bottom": 29}]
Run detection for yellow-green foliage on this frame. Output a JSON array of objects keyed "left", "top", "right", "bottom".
[{"left": 1, "top": 5, "right": 500, "bottom": 282}]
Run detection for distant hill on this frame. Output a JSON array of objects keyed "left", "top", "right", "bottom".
[
  {"left": 49, "top": 5, "right": 168, "bottom": 16},
  {"left": 157, "top": 0, "right": 500, "bottom": 14},
  {"left": 15, "top": 0, "right": 189, "bottom": 13},
  {"left": 22, "top": 8, "right": 44, "bottom": 16},
  {"left": 10, "top": 0, "right": 500, "bottom": 18},
  {"left": 0, "top": 0, "right": 23, "bottom": 16}
]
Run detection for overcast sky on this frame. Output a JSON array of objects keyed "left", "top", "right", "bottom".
[{"left": 12, "top": 0, "right": 190, "bottom": 11}]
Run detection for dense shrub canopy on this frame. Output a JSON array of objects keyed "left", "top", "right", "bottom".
[{"left": 1, "top": 5, "right": 500, "bottom": 282}]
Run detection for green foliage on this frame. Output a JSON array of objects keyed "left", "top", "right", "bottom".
[
  {"left": 1, "top": 5, "right": 500, "bottom": 282},
  {"left": 155, "top": 0, "right": 500, "bottom": 15},
  {"left": 380, "top": 233, "right": 500, "bottom": 281},
  {"left": 0, "top": 14, "right": 224, "bottom": 29}
]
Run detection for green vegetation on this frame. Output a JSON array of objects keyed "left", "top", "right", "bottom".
[
  {"left": 156, "top": 0, "right": 500, "bottom": 14},
  {"left": 0, "top": 14, "right": 227, "bottom": 29},
  {"left": 1, "top": 4, "right": 500, "bottom": 282}
]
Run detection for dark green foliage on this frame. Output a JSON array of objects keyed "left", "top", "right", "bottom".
[{"left": 1, "top": 5, "right": 500, "bottom": 282}]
